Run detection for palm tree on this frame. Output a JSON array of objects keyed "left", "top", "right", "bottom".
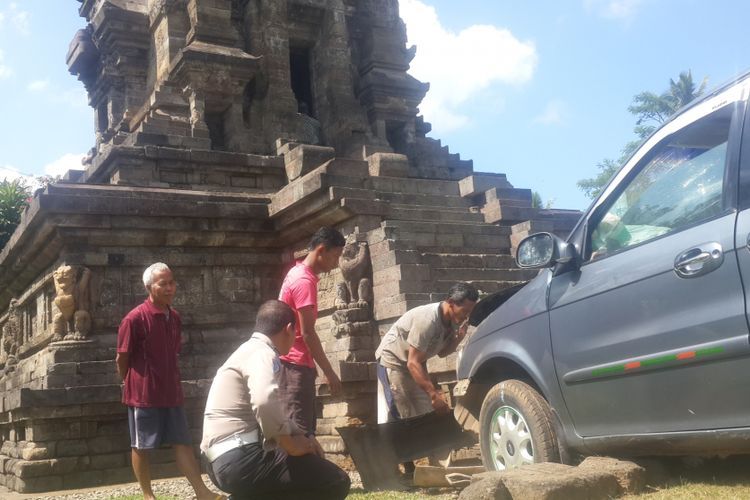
[
  {"left": 578, "top": 70, "right": 708, "bottom": 199},
  {"left": 628, "top": 70, "right": 708, "bottom": 140},
  {"left": 0, "top": 179, "right": 30, "bottom": 250}
]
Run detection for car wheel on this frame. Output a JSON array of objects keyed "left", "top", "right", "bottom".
[{"left": 479, "top": 379, "right": 560, "bottom": 471}]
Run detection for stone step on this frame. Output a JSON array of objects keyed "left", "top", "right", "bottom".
[
  {"left": 127, "top": 132, "right": 211, "bottom": 150},
  {"left": 483, "top": 202, "right": 539, "bottom": 224},
  {"left": 384, "top": 205, "right": 485, "bottom": 223},
  {"left": 140, "top": 116, "right": 191, "bottom": 136},
  {"left": 381, "top": 219, "right": 512, "bottom": 235},
  {"left": 435, "top": 279, "right": 530, "bottom": 294},
  {"left": 384, "top": 237, "right": 512, "bottom": 254},
  {"left": 420, "top": 252, "right": 517, "bottom": 269},
  {"left": 340, "top": 198, "right": 482, "bottom": 223},
  {"left": 486, "top": 187, "right": 533, "bottom": 204},
  {"left": 373, "top": 278, "right": 528, "bottom": 299},
  {"left": 331, "top": 186, "right": 473, "bottom": 209},
  {"left": 432, "top": 267, "right": 538, "bottom": 282},
  {"left": 369, "top": 176, "right": 461, "bottom": 197}
]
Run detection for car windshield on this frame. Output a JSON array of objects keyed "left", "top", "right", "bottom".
[{"left": 620, "top": 142, "right": 726, "bottom": 229}]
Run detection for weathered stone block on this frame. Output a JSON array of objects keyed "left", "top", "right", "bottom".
[
  {"left": 15, "top": 459, "right": 54, "bottom": 479},
  {"left": 578, "top": 456, "right": 646, "bottom": 494},
  {"left": 284, "top": 145, "right": 335, "bottom": 181},
  {"left": 56, "top": 439, "right": 88, "bottom": 457},
  {"left": 459, "top": 174, "right": 513, "bottom": 198},
  {"left": 367, "top": 153, "right": 409, "bottom": 177},
  {"left": 466, "top": 463, "right": 621, "bottom": 500},
  {"left": 89, "top": 452, "right": 127, "bottom": 470}
]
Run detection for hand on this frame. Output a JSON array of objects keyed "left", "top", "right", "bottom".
[
  {"left": 325, "top": 371, "right": 342, "bottom": 396},
  {"left": 457, "top": 321, "right": 469, "bottom": 341},
  {"left": 430, "top": 391, "right": 451, "bottom": 414}
]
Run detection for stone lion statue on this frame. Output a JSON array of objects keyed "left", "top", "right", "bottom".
[
  {"left": 335, "top": 240, "right": 372, "bottom": 310},
  {"left": 52, "top": 265, "right": 92, "bottom": 341}
]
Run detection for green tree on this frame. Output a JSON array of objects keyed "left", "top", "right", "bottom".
[
  {"left": 531, "top": 191, "right": 543, "bottom": 208},
  {"left": 578, "top": 71, "right": 708, "bottom": 199},
  {"left": 0, "top": 178, "right": 31, "bottom": 250}
]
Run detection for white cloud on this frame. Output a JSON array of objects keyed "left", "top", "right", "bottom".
[
  {"left": 42, "top": 153, "right": 86, "bottom": 177},
  {"left": 7, "top": 2, "right": 30, "bottom": 34},
  {"left": 0, "top": 165, "right": 33, "bottom": 185},
  {"left": 0, "top": 49, "right": 12, "bottom": 80},
  {"left": 534, "top": 100, "right": 566, "bottom": 125},
  {"left": 399, "top": 0, "right": 537, "bottom": 134},
  {"left": 27, "top": 80, "right": 49, "bottom": 92},
  {"left": 585, "top": 0, "right": 644, "bottom": 21}
]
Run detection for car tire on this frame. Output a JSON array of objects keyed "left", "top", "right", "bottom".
[{"left": 479, "top": 379, "right": 560, "bottom": 471}]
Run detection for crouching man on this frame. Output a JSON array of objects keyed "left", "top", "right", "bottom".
[{"left": 201, "top": 300, "right": 350, "bottom": 500}]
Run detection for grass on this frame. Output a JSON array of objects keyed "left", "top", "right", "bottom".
[
  {"left": 627, "top": 480, "right": 750, "bottom": 499},
  {"left": 107, "top": 457, "right": 750, "bottom": 499}
]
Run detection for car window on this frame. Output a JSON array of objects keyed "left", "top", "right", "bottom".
[{"left": 588, "top": 105, "right": 733, "bottom": 261}]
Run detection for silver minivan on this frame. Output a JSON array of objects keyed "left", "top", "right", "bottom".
[{"left": 454, "top": 71, "right": 750, "bottom": 471}]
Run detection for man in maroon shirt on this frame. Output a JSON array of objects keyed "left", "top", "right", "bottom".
[{"left": 116, "top": 263, "right": 222, "bottom": 500}]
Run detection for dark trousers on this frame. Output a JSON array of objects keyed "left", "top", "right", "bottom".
[
  {"left": 278, "top": 360, "right": 317, "bottom": 435},
  {"left": 205, "top": 443, "right": 350, "bottom": 500}
]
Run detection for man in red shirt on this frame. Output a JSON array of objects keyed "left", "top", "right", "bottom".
[
  {"left": 116, "top": 263, "right": 222, "bottom": 500},
  {"left": 278, "top": 227, "right": 346, "bottom": 435}
]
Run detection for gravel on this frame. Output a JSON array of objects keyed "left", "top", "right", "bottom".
[{"left": 18, "top": 471, "right": 363, "bottom": 500}]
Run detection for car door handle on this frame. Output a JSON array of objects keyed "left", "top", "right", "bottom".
[{"left": 674, "top": 242, "right": 724, "bottom": 278}]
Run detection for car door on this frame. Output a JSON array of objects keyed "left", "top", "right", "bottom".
[
  {"left": 548, "top": 84, "right": 750, "bottom": 438},
  {"left": 734, "top": 87, "right": 750, "bottom": 374}
]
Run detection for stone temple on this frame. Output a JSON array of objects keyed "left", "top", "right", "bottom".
[{"left": 0, "top": 0, "right": 580, "bottom": 492}]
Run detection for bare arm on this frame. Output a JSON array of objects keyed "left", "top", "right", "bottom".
[
  {"left": 115, "top": 352, "right": 129, "bottom": 381},
  {"left": 438, "top": 322, "right": 469, "bottom": 358},
  {"left": 298, "top": 306, "right": 342, "bottom": 395},
  {"left": 407, "top": 346, "right": 449, "bottom": 414}
]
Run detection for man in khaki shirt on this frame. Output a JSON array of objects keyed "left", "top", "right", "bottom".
[
  {"left": 375, "top": 282, "right": 478, "bottom": 424},
  {"left": 201, "top": 300, "right": 350, "bottom": 499}
]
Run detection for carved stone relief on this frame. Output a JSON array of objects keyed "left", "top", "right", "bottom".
[
  {"left": 335, "top": 239, "right": 373, "bottom": 309},
  {"left": 2, "top": 299, "right": 21, "bottom": 370},
  {"left": 52, "top": 265, "right": 92, "bottom": 342},
  {"left": 333, "top": 237, "right": 374, "bottom": 339}
]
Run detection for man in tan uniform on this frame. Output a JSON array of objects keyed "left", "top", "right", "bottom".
[{"left": 201, "top": 300, "right": 350, "bottom": 499}]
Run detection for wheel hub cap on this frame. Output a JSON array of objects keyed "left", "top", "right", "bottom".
[{"left": 488, "top": 405, "right": 534, "bottom": 470}]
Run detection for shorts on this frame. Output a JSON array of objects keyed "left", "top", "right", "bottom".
[
  {"left": 376, "top": 364, "right": 432, "bottom": 423},
  {"left": 278, "top": 361, "right": 317, "bottom": 435},
  {"left": 127, "top": 406, "right": 192, "bottom": 450}
]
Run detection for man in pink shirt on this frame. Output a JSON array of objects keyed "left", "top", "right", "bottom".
[{"left": 278, "top": 227, "right": 346, "bottom": 435}]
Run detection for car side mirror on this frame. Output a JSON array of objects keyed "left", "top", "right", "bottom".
[{"left": 516, "top": 232, "right": 575, "bottom": 268}]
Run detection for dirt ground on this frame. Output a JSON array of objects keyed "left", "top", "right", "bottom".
[{"left": 3, "top": 455, "right": 750, "bottom": 499}]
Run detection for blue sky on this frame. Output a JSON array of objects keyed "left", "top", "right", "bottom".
[{"left": 1, "top": 1, "right": 748, "bottom": 210}]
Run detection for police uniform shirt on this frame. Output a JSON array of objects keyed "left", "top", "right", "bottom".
[{"left": 201, "top": 332, "right": 299, "bottom": 452}]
